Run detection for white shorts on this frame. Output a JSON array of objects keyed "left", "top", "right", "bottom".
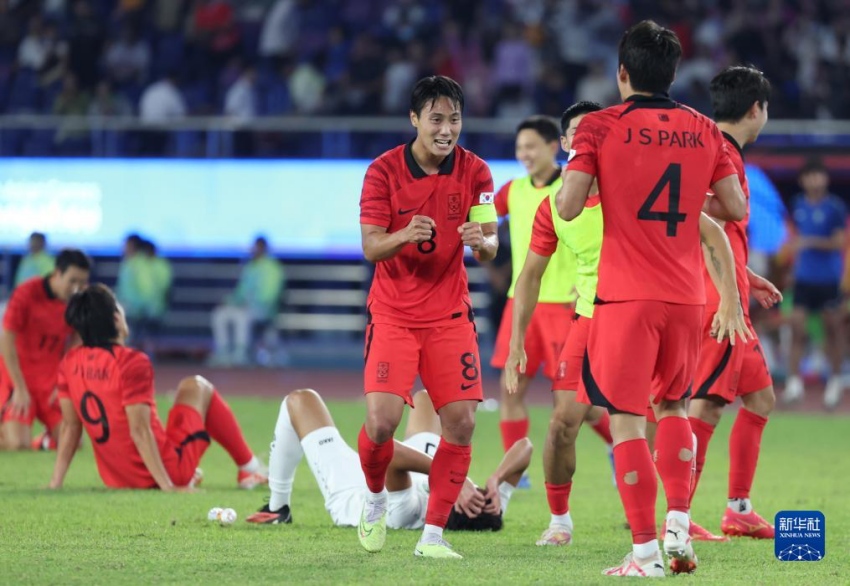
[
  {"left": 301, "top": 428, "right": 441, "bottom": 529},
  {"left": 300, "top": 427, "right": 366, "bottom": 527},
  {"left": 387, "top": 432, "right": 440, "bottom": 530}
]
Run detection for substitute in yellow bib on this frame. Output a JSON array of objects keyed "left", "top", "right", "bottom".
[{"left": 491, "top": 115, "right": 577, "bottom": 461}]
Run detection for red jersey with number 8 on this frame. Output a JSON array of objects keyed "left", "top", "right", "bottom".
[
  {"left": 360, "top": 142, "right": 494, "bottom": 327},
  {"left": 57, "top": 345, "right": 169, "bottom": 489},
  {"left": 568, "top": 95, "right": 737, "bottom": 305}
]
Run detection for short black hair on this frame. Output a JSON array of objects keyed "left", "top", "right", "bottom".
[
  {"left": 710, "top": 66, "right": 771, "bottom": 123},
  {"left": 55, "top": 248, "right": 92, "bottom": 274},
  {"left": 254, "top": 236, "right": 269, "bottom": 249},
  {"left": 516, "top": 115, "right": 561, "bottom": 143},
  {"left": 800, "top": 157, "right": 827, "bottom": 177},
  {"left": 140, "top": 239, "right": 156, "bottom": 255},
  {"left": 410, "top": 75, "right": 464, "bottom": 116},
  {"left": 560, "top": 101, "right": 603, "bottom": 135},
  {"left": 30, "top": 232, "right": 46, "bottom": 245},
  {"left": 445, "top": 508, "right": 504, "bottom": 532},
  {"left": 618, "top": 20, "right": 682, "bottom": 95},
  {"left": 126, "top": 233, "right": 143, "bottom": 245},
  {"left": 65, "top": 284, "right": 119, "bottom": 348}
]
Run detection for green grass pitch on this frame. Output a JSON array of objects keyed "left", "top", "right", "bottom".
[{"left": 0, "top": 396, "right": 847, "bottom": 584}]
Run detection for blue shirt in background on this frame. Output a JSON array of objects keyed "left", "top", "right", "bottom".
[
  {"left": 792, "top": 194, "right": 847, "bottom": 284},
  {"left": 746, "top": 164, "right": 788, "bottom": 255}
]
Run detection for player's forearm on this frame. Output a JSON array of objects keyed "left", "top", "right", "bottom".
[
  {"left": 510, "top": 273, "right": 544, "bottom": 350},
  {"left": 363, "top": 230, "right": 408, "bottom": 262},
  {"left": 390, "top": 440, "right": 432, "bottom": 475},
  {"left": 0, "top": 332, "right": 27, "bottom": 392},
  {"left": 130, "top": 426, "right": 175, "bottom": 490},
  {"left": 473, "top": 233, "right": 498, "bottom": 262},
  {"left": 49, "top": 421, "right": 82, "bottom": 488},
  {"left": 493, "top": 437, "right": 533, "bottom": 484},
  {"left": 700, "top": 218, "right": 739, "bottom": 301}
]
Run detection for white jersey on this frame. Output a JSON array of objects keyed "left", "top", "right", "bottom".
[{"left": 300, "top": 427, "right": 438, "bottom": 529}]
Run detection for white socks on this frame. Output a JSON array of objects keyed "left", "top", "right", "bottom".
[
  {"left": 666, "top": 510, "right": 690, "bottom": 529},
  {"left": 420, "top": 523, "right": 444, "bottom": 544},
  {"left": 550, "top": 512, "right": 573, "bottom": 529},
  {"left": 239, "top": 455, "right": 263, "bottom": 473},
  {"left": 498, "top": 481, "right": 514, "bottom": 515},
  {"left": 633, "top": 540, "right": 660, "bottom": 559},
  {"left": 268, "top": 398, "right": 303, "bottom": 511},
  {"left": 728, "top": 497, "right": 753, "bottom": 514}
]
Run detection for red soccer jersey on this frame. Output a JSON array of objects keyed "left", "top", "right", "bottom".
[
  {"left": 0, "top": 277, "right": 73, "bottom": 391},
  {"left": 57, "top": 345, "right": 169, "bottom": 489},
  {"left": 703, "top": 132, "right": 750, "bottom": 314},
  {"left": 568, "top": 95, "right": 737, "bottom": 305},
  {"left": 360, "top": 142, "right": 494, "bottom": 327}
]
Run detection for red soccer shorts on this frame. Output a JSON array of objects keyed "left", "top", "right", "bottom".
[
  {"left": 491, "top": 298, "right": 574, "bottom": 381},
  {"left": 161, "top": 404, "right": 210, "bottom": 486},
  {"left": 552, "top": 313, "right": 590, "bottom": 392},
  {"left": 581, "top": 301, "right": 703, "bottom": 416},
  {"left": 693, "top": 312, "right": 773, "bottom": 403},
  {"left": 364, "top": 322, "right": 483, "bottom": 411},
  {"left": 0, "top": 380, "right": 62, "bottom": 430}
]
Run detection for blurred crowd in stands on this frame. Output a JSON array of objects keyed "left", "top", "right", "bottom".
[{"left": 2, "top": 0, "right": 850, "bottom": 143}]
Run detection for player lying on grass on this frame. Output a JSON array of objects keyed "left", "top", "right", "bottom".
[
  {"left": 248, "top": 388, "right": 532, "bottom": 534},
  {"left": 47, "top": 284, "right": 268, "bottom": 491}
]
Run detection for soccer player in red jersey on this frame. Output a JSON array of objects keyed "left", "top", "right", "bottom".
[
  {"left": 357, "top": 76, "right": 498, "bottom": 559},
  {"left": 0, "top": 249, "right": 90, "bottom": 451},
  {"left": 490, "top": 116, "right": 580, "bottom": 469},
  {"left": 687, "top": 66, "right": 782, "bottom": 541},
  {"left": 556, "top": 21, "right": 750, "bottom": 577},
  {"left": 48, "top": 284, "right": 269, "bottom": 491}
]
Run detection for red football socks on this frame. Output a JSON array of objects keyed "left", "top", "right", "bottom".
[
  {"left": 687, "top": 416, "right": 716, "bottom": 506},
  {"left": 654, "top": 416, "right": 694, "bottom": 513},
  {"left": 589, "top": 410, "right": 614, "bottom": 445},
  {"left": 358, "top": 425, "right": 394, "bottom": 493},
  {"left": 545, "top": 482, "right": 573, "bottom": 515},
  {"left": 500, "top": 418, "right": 529, "bottom": 453},
  {"left": 613, "top": 439, "right": 658, "bottom": 544},
  {"left": 728, "top": 408, "right": 768, "bottom": 499},
  {"left": 206, "top": 390, "right": 254, "bottom": 466},
  {"left": 425, "top": 438, "right": 472, "bottom": 527}
]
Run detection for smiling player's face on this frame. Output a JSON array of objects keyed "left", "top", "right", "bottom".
[
  {"left": 516, "top": 129, "right": 557, "bottom": 177},
  {"left": 411, "top": 97, "right": 462, "bottom": 158}
]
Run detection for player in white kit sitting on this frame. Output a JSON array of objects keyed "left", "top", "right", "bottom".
[{"left": 248, "top": 388, "right": 532, "bottom": 532}]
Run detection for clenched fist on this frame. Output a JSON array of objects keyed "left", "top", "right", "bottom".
[
  {"left": 403, "top": 215, "right": 436, "bottom": 244},
  {"left": 458, "top": 222, "right": 484, "bottom": 250}
]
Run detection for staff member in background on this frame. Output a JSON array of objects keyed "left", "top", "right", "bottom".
[
  {"left": 209, "top": 236, "right": 284, "bottom": 367},
  {"left": 784, "top": 158, "right": 847, "bottom": 409},
  {"left": 14, "top": 233, "right": 55, "bottom": 288}
]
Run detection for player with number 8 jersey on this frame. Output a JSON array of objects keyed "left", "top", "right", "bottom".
[{"left": 357, "top": 76, "right": 498, "bottom": 559}]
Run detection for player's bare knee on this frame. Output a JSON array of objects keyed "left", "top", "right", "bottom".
[
  {"left": 365, "top": 412, "right": 398, "bottom": 443},
  {"left": 286, "top": 388, "right": 321, "bottom": 412},
  {"left": 743, "top": 387, "right": 775, "bottom": 418},
  {"left": 689, "top": 397, "right": 723, "bottom": 426},
  {"left": 441, "top": 411, "right": 475, "bottom": 444},
  {"left": 550, "top": 408, "right": 582, "bottom": 441}
]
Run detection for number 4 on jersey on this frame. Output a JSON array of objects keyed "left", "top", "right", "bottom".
[{"left": 637, "top": 163, "right": 686, "bottom": 237}]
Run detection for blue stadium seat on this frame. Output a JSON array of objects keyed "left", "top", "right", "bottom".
[{"left": 6, "top": 70, "right": 42, "bottom": 113}]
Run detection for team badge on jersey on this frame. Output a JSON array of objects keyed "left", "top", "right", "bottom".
[
  {"left": 478, "top": 192, "right": 494, "bottom": 205},
  {"left": 448, "top": 193, "right": 461, "bottom": 219}
]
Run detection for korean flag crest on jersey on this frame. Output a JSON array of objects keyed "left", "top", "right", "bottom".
[
  {"left": 479, "top": 192, "right": 494, "bottom": 205},
  {"left": 567, "top": 149, "right": 577, "bottom": 162}
]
